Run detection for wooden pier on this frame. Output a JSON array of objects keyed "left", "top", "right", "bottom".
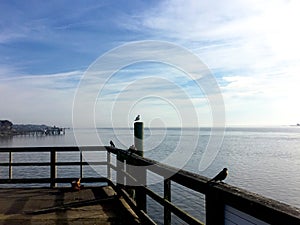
[
  {"left": 0, "top": 146, "right": 299, "bottom": 225},
  {"left": 16, "top": 127, "right": 65, "bottom": 136},
  {"left": 0, "top": 186, "right": 140, "bottom": 225}
]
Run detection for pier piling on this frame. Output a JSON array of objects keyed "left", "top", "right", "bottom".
[
  {"left": 134, "top": 121, "right": 144, "bottom": 156},
  {"left": 133, "top": 121, "right": 147, "bottom": 212}
]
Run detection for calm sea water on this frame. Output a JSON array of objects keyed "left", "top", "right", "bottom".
[{"left": 1, "top": 127, "right": 300, "bottom": 224}]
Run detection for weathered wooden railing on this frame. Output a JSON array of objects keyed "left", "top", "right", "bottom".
[
  {"left": 0, "top": 146, "right": 300, "bottom": 225},
  {"left": 0, "top": 146, "right": 108, "bottom": 187}
]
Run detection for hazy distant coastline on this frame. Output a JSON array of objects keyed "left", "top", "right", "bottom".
[{"left": 0, "top": 120, "right": 62, "bottom": 137}]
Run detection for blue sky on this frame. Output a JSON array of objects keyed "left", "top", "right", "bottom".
[{"left": 1, "top": 0, "right": 300, "bottom": 127}]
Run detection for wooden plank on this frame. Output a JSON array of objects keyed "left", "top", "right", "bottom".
[
  {"left": 25, "top": 196, "right": 118, "bottom": 215},
  {"left": 0, "top": 162, "right": 51, "bottom": 166},
  {"left": 8, "top": 151, "right": 12, "bottom": 179},
  {"left": 212, "top": 183, "right": 300, "bottom": 225},
  {"left": 0, "top": 186, "right": 141, "bottom": 225},
  {"left": 50, "top": 150, "right": 56, "bottom": 187},
  {"left": 80, "top": 151, "right": 83, "bottom": 178},
  {"left": 116, "top": 187, "right": 157, "bottom": 225},
  {"left": 0, "top": 161, "right": 107, "bottom": 167},
  {"left": 164, "top": 178, "right": 171, "bottom": 225},
  {"left": 0, "top": 146, "right": 107, "bottom": 153},
  {"left": 0, "top": 178, "right": 52, "bottom": 184},
  {"left": 224, "top": 205, "right": 269, "bottom": 225},
  {"left": 0, "top": 177, "right": 109, "bottom": 184},
  {"left": 56, "top": 161, "right": 107, "bottom": 166},
  {"left": 107, "top": 152, "right": 111, "bottom": 179},
  {"left": 206, "top": 186, "right": 224, "bottom": 225},
  {"left": 106, "top": 147, "right": 209, "bottom": 193},
  {"left": 145, "top": 186, "right": 204, "bottom": 225}
]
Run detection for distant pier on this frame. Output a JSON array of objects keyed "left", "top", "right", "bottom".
[
  {"left": 0, "top": 120, "right": 66, "bottom": 137},
  {"left": 16, "top": 126, "right": 65, "bottom": 136},
  {"left": 44, "top": 127, "right": 65, "bottom": 135}
]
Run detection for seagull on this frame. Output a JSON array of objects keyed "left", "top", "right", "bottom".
[
  {"left": 110, "top": 140, "right": 115, "bottom": 148},
  {"left": 134, "top": 115, "right": 140, "bottom": 121},
  {"left": 208, "top": 168, "right": 228, "bottom": 183}
]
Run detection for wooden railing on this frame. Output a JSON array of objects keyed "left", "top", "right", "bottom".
[
  {"left": 1, "top": 146, "right": 300, "bottom": 225},
  {"left": 0, "top": 146, "right": 109, "bottom": 187},
  {"left": 107, "top": 147, "right": 300, "bottom": 225}
]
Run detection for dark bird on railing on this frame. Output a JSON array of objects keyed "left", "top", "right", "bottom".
[
  {"left": 110, "top": 140, "right": 115, "bottom": 148},
  {"left": 134, "top": 115, "right": 140, "bottom": 121},
  {"left": 208, "top": 168, "right": 228, "bottom": 183}
]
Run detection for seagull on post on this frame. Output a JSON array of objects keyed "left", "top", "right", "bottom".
[
  {"left": 208, "top": 168, "right": 228, "bottom": 183},
  {"left": 110, "top": 140, "right": 115, "bottom": 148},
  {"left": 134, "top": 115, "right": 140, "bottom": 121}
]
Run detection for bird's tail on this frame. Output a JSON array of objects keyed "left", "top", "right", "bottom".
[{"left": 207, "top": 178, "right": 215, "bottom": 184}]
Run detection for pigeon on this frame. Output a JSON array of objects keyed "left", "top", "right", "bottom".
[
  {"left": 110, "top": 140, "right": 115, "bottom": 148},
  {"left": 208, "top": 168, "right": 228, "bottom": 183},
  {"left": 134, "top": 115, "right": 140, "bottom": 121}
]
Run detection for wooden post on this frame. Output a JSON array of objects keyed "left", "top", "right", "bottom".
[
  {"left": 164, "top": 178, "right": 171, "bottom": 225},
  {"left": 50, "top": 150, "right": 56, "bottom": 188},
  {"left": 135, "top": 167, "right": 147, "bottom": 212},
  {"left": 107, "top": 152, "right": 111, "bottom": 180},
  {"left": 80, "top": 151, "right": 83, "bottom": 178},
  {"left": 134, "top": 121, "right": 144, "bottom": 155},
  {"left": 134, "top": 121, "right": 147, "bottom": 212},
  {"left": 206, "top": 186, "right": 224, "bottom": 225},
  {"left": 9, "top": 151, "right": 12, "bottom": 179},
  {"left": 116, "top": 153, "right": 125, "bottom": 187}
]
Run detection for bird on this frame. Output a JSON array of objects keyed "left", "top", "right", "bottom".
[
  {"left": 208, "top": 168, "right": 228, "bottom": 183},
  {"left": 110, "top": 140, "right": 115, "bottom": 148},
  {"left": 71, "top": 178, "right": 82, "bottom": 191},
  {"left": 134, "top": 115, "right": 140, "bottom": 121}
]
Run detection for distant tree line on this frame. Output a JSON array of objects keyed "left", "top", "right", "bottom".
[
  {"left": 0, "top": 120, "right": 64, "bottom": 137},
  {"left": 0, "top": 120, "right": 14, "bottom": 136}
]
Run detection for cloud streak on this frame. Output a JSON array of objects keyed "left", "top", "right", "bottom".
[
  {"left": 1, "top": 1, "right": 300, "bottom": 127},
  {"left": 0, "top": 70, "right": 82, "bottom": 126},
  {"left": 122, "top": 0, "right": 300, "bottom": 125}
]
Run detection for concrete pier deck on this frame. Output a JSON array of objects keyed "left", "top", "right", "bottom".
[{"left": 0, "top": 186, "right": 140, "bottom": 225}]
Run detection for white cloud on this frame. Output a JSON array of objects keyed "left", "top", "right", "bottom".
[
  {"left": 124, "top": 0, "right": 300, "bottom": 125},
  {"left": 2, "top": 0, "right": 300, "bottom": 127},
  {"left": 0, "top": 70, "right": 82, "bottom": 126}
]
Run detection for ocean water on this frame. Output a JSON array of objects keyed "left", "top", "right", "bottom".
[{"left": 1, "top": 127, "right": 300, "bottom": 224}]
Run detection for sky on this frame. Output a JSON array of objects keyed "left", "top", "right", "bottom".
[{"left": 1, "top": 0, "right": 300, "bottom": 128}]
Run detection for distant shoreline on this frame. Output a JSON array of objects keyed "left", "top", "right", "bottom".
[{"left": 0, "top": 120, "right": 65, "bottom": 137}]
